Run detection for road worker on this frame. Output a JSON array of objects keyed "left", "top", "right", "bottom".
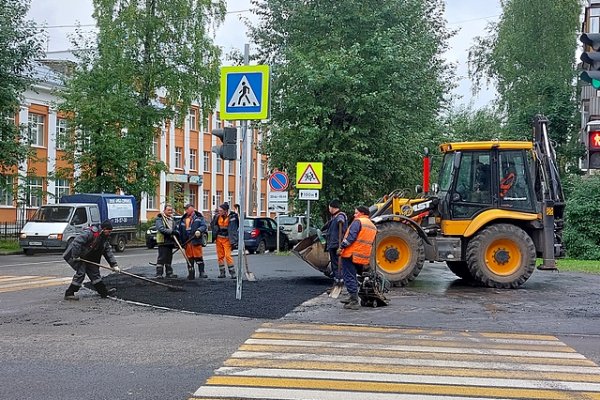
[
  {"left": 210, "top": 202, "right": 238, "bottom": 278},
  {"left": 321, "top": 199, "right": 348, "bottom": 285},
  {"left": 155, "top": 204, "right": 178, "bottom": 279},
  {"left": 62, "top": 219, "right": 120, "bottom": 300},
  {"left": 337, "top": 206, "right": 377, "bottom": 309},
  {"left": 178, "top": 203, "right": 208, "bottom": 279}
]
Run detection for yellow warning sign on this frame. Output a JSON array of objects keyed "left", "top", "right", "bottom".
[{"left": 296, "top": 162, "right": 323, "bottom": 189}]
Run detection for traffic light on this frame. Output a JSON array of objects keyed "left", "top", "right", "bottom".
[
  {"left": 211, "top": 127, "right": 237, "bottom": 160},
  {"left": 580, "top": 33, "right": 600, "bottom": 89},
  {"left": 589, "top": 128, "right": 600, "bottom": 169}
]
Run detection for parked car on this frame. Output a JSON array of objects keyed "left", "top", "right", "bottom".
[
  {"left": 243, "top": 216, "right": 290, "bottom": 254},
  {"left": 145, "top": 215, "right": 207, "bottom": 249},
  {"left": 278, "top": 215, "right": 319, "bottom": 246}
]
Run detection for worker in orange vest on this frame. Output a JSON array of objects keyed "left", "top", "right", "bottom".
[
  {"left": 211, "top": 202, "right": 238, "bottom": 278},
  {"left": 337, "top": 205, "right": 377, "bottom": 309}
]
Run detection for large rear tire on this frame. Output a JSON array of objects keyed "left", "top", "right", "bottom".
[
  {"left": 373, "top": 222, "right": 424, "bottom": 286},
  {"left": 446, "top": 261, "right": 475, "bottom": 281},
  {"left": 466, "top": 224, "right": 536, "bottom": 288}
]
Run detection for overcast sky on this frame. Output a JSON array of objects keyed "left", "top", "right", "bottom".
[{"left": 28, "top": 0, "right": 501, "bottom": 107}]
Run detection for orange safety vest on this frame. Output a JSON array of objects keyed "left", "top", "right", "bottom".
[
  {"left": 500, "top": 172, "right": 515, "bottom": 198},
  {"left": 217, "top": 215, "right": 230, "bottom": 237},
  {"left": 340, "top": 216, "right": 377, "bottom": 265}
]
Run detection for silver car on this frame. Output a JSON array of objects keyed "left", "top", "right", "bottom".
[{"left": 277, "top": 215, "right": 319, "bottom": 246}]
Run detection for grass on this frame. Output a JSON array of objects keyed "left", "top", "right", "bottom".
[
  {"left": 0, "top": 239, "right": 20, "bottom": 252},
  {"left": 551, "top": 259, "right": 600, "bottom": 274}
]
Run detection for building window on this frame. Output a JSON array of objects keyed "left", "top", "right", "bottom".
[
  {"left": 147, "top": 193, "right": 156, "bottom": 210},
  {"left": 228, "top": 191, "right": 234, "bottom": 205},
  {"left": 216, "top": 112, "right": 222, "bottom": 129},
  {"left": 215, "top": 154, "right": 223, "bottom": 173},
  {"left": 188, "top": 188, "right": 197, "bottom": 208},
  {"left": 203, "top": 151, "right": 210, "bottom": 172},
  {"left": 216, "top": 191, "right": 222, "bottom": 207},
  {"left": 260, "top": 193, "right": 265, "bottom": 212},
  {"left": 77, "top": 129, "right": 91, "bottom": 151},
  {"left": 591, "top": 8, "right": 600, "bottom": 33},
  {"left": 5, "top": 111, "right": 15, "bottom": 125},
  {"left": 55, "top": 118, "right": 68, "bottom": 150},
  {"left": 175, "top": 146, "right": 183, "bottom": 169},
  {"left": 227, "top": 160, "right": 235, "bottom": 175},
  {"left": 27, "top": 177, "right": 43, "bottom": 207},
  {"left": 54, "top": 179, "right": 70, "bottom": 201},
  {"left": 203, "top": 190, "right": 209, "bottom": 211},
  {"left": 204, "top": 115, "right": 210, "bottom": 133},
  {"left": 188, "top": 108, "right": 197, "bottom": 131},
  {"left": 0, "top": 176, "right": 14, "bottom": 206},
  {"left": 151, "top": 137, "right": 158, "bottom": 156},
  {"left": 28, "top": 113, "right": 45, "bottom": 147},
  {"left": 189, "top": 148, "right": 197, "bottom": 171}
]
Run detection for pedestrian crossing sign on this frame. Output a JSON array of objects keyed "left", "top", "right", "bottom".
[
  {"left": 296, "top": 162, "right": 323, "bottom": 189},
  {"left": 220, "top": 65, "right": 270, "bottom": 120}
]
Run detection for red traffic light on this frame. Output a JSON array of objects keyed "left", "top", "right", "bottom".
[{"left": 590, "top": 131, "right": 600, "bottom": 150}]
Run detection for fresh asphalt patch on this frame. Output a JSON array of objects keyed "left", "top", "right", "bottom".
[
  {"left": 98, "top": 254, "right": 331, "bottom": 319},
  {"left": 101, "top": 274, "right": 330, "bottom": 319}
]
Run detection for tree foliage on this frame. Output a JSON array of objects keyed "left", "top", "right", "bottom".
[
  {"left": 468, "top": 0, "right": 580, "bottom": 171},
  {"left": 0, "top": 0, "right": 43, "bottom": 175},
  {"left": 563, "top": 175, "right": 600, "bottom": 260},
  {"left": 442, "top": 105, "right": 505, "bottom": 142},
  {"left": 248, "top": 0, "right": 454, "bottom": 219},
  {"left": 59, "top": 0, "right": 225, "bottom": 203}
]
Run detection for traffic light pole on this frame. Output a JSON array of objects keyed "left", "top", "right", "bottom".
[{"left": 236, "top": 44, "right": 250, "bottom": 300}]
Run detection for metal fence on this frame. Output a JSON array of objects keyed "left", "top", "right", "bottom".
[{"left": 0, "top": 219, "right": 27, "bottom": 239}]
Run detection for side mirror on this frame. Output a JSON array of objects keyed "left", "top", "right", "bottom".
[
  {"left": 431, "top": 183, "right": 440, "bottom": 194},
  {"left": 415, "top": 185, "right": 423, "bottom": 194}
]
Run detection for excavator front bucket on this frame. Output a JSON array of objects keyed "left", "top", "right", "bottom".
[{"left": 292, "top": 234, "right": 331, "bottom": 276}]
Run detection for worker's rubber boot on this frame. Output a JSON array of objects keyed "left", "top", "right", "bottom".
[
  {"left": 197, "top": 260, "right": 207, "bottom": 278},
  {"left": 339, "top": 294, "right": 352, "bottom": 304},
  {"left": 64, "top": 284, "right": 80, "bottom": 301},
  {"left": 93, "top": 282, "right": 115, "bottom": 298},
  {"left": 228, "top": 265, "right": 236, "bottom": 279},
  {"left": 165, "top": 265, "right": 178, "bottom": 279},
  {"left": 218, "top": 265, "right": 226, "bottom": 278},
  {"left": 187, "top": 260, "right": 195, "bottom": 280},
  {"left": 155, "top": 265, "right": 164, "bottom": 278},
  {"left": 343, "top": 294, "right": 360, "bottom": 310}
]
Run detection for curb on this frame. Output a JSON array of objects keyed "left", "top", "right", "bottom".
[{"left": 0, "top": 242, "right": 149, "bottom": 257}]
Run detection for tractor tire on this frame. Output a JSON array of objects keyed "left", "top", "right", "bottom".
[
  {"left": 446, "top": 261, "right": 475, "bottom": 281},
  {"left": 373, "top": 222, "right": 425, "bottom": 286},
  {"left": 466, "top": 223, "right": 536, "bottom": 288}
]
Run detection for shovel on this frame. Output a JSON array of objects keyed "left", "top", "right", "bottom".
[
  {"left": 242, "top": 250, "right": 257, "bottom": 281},
  {"left": 77, "top": 258, "right": 186, "bottom": 292},
  {"left": 329, "top": 221, "right": 344, "bottom": 299}
]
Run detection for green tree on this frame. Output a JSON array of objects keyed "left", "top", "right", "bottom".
[
  {"left": 468, "top": 0, "right": 580, "bottom": 171},
  {"left": 442, "top": 105, "right": 505, "bottom": 142},
  {"left": 0, "top": 0, "right": 43, "bottom": 175},
  {"left": 59, "top": 0, "right": 225, "bottom": 207},
  {"left": 563, "top": 175, "right": 600, "bottom": 260},
  {"left": 249, "top": 0, "right": 454, "bottom": 218}
]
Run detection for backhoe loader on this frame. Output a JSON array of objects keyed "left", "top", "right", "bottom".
[{"left": 370, "top": 115, "right": 565, "bottom": 288}]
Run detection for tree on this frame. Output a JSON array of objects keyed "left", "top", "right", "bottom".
[
  {"left": 249, "top": 0, "right": 455, "bottom": 218},
  {"left": 442, "top": 105, "right": 505, "bottom": 142},
  {"left": 468, "top": 0, "right": 580, "bottom": 171},
  {"left": 563, "top": 175, "right": 600, "bottom": 260},
  {"left": 59, "top": 0, "right": 225, "bottom": 207},
  {"left": 0, "top": 0, "right": 43, "bottom": 176}
]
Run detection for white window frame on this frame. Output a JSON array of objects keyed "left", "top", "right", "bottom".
[
  {"left": 203, "top": 151, "right": 210, "bottom": 172},
  {"left": 188, "top": 188, "right": 197, "bottom": 208},
  {"left": 28, "top": 113, "right": 45, "bottom": 147},
  {"left": 189, "top": 148, "right": 197, "bottom": 171},
  {"left": 56, "top": 118, "right": 68, "bottom": 150},
  {"left": 188, "top": 108, "right": 197, "bottom": 131},
  {"left": 54, "top": 178, "right": 70, "bottom": 201},
  {"left": 27, "top": 177, "right": 43, "bottom": 207},
  {"left": 175, "top": 146, "right": 183, "bottom": 169},
  {"left": 203, "top": 190, "right": 209, "bottom": 211},
  {"left": 147, "top": 193, "right": 156, "bottom": 210},
  {"left": 0, "top": 176, "right": 14, "bottom": 206},
  {"left": 215, "top": 154, "right": 223, "bottom": 173}
]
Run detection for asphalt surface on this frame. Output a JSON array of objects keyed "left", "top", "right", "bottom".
[{"left": 100, "top": 273, "right": 330, "bottom": 319}]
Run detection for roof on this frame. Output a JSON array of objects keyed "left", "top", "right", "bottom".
[{"left": 439, "top": 141, "right": 533, "bottom": 152}]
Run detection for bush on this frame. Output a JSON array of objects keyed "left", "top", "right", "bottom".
[{"left": 564, "top": 175, "right": 600, "bottom": 259}]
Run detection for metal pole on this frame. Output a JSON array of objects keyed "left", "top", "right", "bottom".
[
  {"left": 236, "top": 44, "right": 250, "bottom": 300},
  {"left": 306, "top": 199, "right": 310, "bottom": 242},
  {"left": 276, "top": 212, "right": 279, "bottom": 253}
]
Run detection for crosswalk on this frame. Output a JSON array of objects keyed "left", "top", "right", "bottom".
[
  {"left": 190, "top": 322, "right": 600, "bottom": 400},
  {"left": 0, "top": 275, "right": 71, "bottom": 293}
]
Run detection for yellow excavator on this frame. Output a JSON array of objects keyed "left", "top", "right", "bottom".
[
  {"left": 370, "top": 115, "right": 565, "bottom": 288},
  {"left": 294, "top": 115, "right": 565, "bottom": 289}
]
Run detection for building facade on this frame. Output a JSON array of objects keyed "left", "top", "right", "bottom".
[{"left": 0, "top": 60, "right": 273, "bottom": 224}]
